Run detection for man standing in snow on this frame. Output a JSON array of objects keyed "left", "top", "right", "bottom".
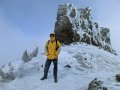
[{"left": 41, "top": 33, "right": 61, "bottom": 83}]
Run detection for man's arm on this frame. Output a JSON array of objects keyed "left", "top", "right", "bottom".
[
  {"left": 55, "top": 41, "right": 61, "bottom": 56},
  {"left": 45, "top": 41, "right": 49, "bottom": 56}
]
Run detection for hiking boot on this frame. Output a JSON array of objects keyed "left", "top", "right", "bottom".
[
  {"left": 40, "top": 77, "right": 47, "bottom": 80},
  {"left": 54, "top": 78, "right": 58, "bottom": 83}
]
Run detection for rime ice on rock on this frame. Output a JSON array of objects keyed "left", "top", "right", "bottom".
[{"left": 54, "top": 3, "right": 116, "bottom": 55}]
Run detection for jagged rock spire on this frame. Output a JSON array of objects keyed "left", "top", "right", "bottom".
[{"left": 54, "top": 3, "right": 116, "bottom": 55}]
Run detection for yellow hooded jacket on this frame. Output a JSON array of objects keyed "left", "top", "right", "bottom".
[{"left": 45, "top": 39, "right": 61, "bottom": 60}]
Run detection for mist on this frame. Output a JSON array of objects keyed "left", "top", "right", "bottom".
[
  {"left": 0, "top": 15, "right": 47, "bottom": 66},
  {"left": 0, "top": 0, "right": 52, "bottom": 66}
]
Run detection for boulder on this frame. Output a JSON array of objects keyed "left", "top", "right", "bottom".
[
  {"left": 116, "top": 74, "right": 120, "bottom": 82},
  {"left": 88, "top": 78, "right": 108, "bottom": 90},
  {"left": 64, "top": 64, "right": 71, "bottom": 68}
]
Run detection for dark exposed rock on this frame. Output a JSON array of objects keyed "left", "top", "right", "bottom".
[
  {"left": 88, "top": 78, "right": 108, "bottom": 90},
  {"left": 64, "top": 64, "right": 71, "bottom": 68},
  {"left": 81, "top": 21, "right": 87, "bottom": 29},
  {"left": 100, "top": 27, "right": 110, "bottom": 44},
  {"left": 88, "top": 20, "right": 93, "bottom": 30},
  {"left": 70, "top": 8, "right": 76, "bottom": 18},
  {"left": 80, "top": 7, "right": 91, "bottom": 20},
  {"left": 116, "top": 74, "right": 120, "bottom": 82},
  {"left": 73, "top": 33, "right": 80, "bottom": 42},
  {"left": 41, "top": 64, "right": 44, "bottom": 68},
  {"left": 55, "top": 15, "right": 73, "bottom": 44},
  {"left": 94, "top": 22, "right": 98, "bottom": 28},
  {"left": 81, "top": 33, "right": 91, "bottom": 44},
  {"left": 54, "top": 3, "right": 117, "bottom": 55}
]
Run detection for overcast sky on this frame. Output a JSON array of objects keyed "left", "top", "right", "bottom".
[{"left": 0, "top": 0, "right": 120, "bottom": 66}]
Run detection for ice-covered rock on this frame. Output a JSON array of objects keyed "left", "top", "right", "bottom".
[
  {"left": 88, "top": 78, "right": 108, "bottom": 90},
  {"left": 22, "top": 47, "right": 39, "bottom": 62},
  {"left": 54, "top": 3, "right": 116, "bottom": 55}
]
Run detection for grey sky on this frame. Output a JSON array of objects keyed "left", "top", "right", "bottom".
[{"left": 0, "top": 0, "right": 120, "bottom": 66}]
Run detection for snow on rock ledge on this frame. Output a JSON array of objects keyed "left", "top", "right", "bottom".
[{"left": 54, "top": 3, "right": 116, "bottom": 55}]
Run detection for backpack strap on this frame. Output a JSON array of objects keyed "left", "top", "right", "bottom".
[
  {"left": 46, "top": 40, "right": 59, "bottom": 51},
  {"left": 56, "top": 40, "right": 59, "bottom": 51}
]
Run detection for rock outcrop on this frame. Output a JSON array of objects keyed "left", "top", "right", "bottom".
[
  {"left": 54, "top": 3, "right": 116, "bottom": 55},
  {"left": 116, "top": 74, "right": 120, "bottom": 82},
  {"left": 22, "top": 47, "right": 39, "bottom": 62},
  {"left": 88, "top": 78, "right": 108, "bottom": 90}
]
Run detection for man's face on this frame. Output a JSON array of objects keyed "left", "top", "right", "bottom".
[{"left": 50, "top": 34, "right": 55, "bottom": 41}]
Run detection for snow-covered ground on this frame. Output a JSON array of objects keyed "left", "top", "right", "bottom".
[{"left": 0, "top": 43, "right": 120, "bottom": 90}]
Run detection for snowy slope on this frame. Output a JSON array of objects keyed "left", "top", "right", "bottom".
[{"left": 0, "top": 43, "right": 120, "bottom": 90}]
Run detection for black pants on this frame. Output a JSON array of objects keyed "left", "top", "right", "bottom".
[{"left": 43, "top": 59, "right": 58, "bottom": 79}]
